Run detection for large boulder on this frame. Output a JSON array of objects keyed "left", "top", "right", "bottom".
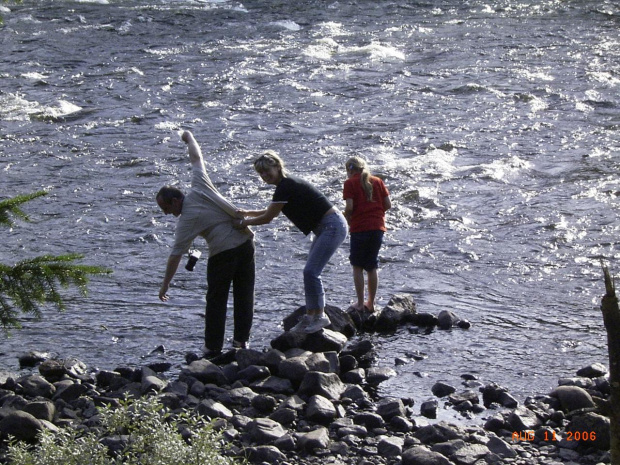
[{"left": 550, "top": 385, "right": 596, "bottom": 412}]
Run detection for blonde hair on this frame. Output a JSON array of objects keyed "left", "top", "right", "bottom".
[
  {"left": 254, "top": 150, "right": 287, "bottom": 176},
  {"left": 346, "top": 156, "right": 373, "bottom": 202}
]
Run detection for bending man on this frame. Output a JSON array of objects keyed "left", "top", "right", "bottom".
[{"left": 157, "top": 131, "right": 255, "bottom": 357}]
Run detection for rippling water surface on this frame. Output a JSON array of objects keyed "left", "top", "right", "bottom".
[{"left": 1, "top": 0, "right": 619, "bottom": 407}]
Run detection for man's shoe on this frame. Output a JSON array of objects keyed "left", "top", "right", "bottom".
[
  {"left": 232, "top": 340, "right": 249, "bottom": 349},
  {"left": 303, "top": 314, "right": 331, "bottom": 334},
  {"left": 202, "top": 346, "right": 222, "bottom": 360},
  {"left": 290, "top": 314, "right": 312, "bottom": 333}
]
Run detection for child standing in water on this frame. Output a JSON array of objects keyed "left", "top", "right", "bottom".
[{"left": 343, "top": 157, "right": 391, "bottom": 312}]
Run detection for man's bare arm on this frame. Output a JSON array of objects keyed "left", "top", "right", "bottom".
[
  {"left": 181, "top": 131, "right": 202, "bottom": 164},
  {"left": 159, "top": 254, "right": 182, "bottom": 301}
]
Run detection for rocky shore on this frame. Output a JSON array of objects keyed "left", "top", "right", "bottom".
[{"left": 0, "top": 295, "right": 612, "bottom": 464}]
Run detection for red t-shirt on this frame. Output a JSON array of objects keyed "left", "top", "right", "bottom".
[{"left": 343, "top": 173, "right": 389, "bottom": 233}]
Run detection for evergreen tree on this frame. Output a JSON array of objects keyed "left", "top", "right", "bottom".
[{"left": 0, "top": 191, "right": 110, "bottom": 331}]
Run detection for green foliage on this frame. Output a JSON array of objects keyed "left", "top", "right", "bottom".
[
  {"left": 7, "top": 396, "right": 241, "bottom": 465},
  {"left": 0, "top": 192, "right": 111, "bottom": 331},
  {"left": 0, "top": 191, "right": 47, "bottom": 227}
]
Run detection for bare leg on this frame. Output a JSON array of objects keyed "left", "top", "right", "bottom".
[
  {"left": 352, "top": 266, "right": 365, "bottom": 310},
  {"left": 366, "top": 268, "right": 378, "bottom": 312}
]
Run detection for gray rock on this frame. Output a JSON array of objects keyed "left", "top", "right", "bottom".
[
  {"left": 366, "top": 366, "right": 397, "bottom": 386},
  {"left": 245, "top": 445, "right": 287, "bottom": 463},
  {"left": 486, "top": 436, "right": 517, "bottom": 458},
  {"left": 297, "top": 426, "right": 330, "bottom": 451},
  {"left": 376, "top": 397, "right": 406, "bottom": 420},
  {"left": 52, "top": 382, "right": 90, "bottom": 403},
  {"left": 507, "top": 406, "right": 543, "bottom": 432},
  {"left": 18, "top": 374, "right": 56, "bottom": 398},
  {"left": 437, "top": 310, "right": 460, "bottom": 329},
  {"left": 402, "top": 446, "right": 454, "bottom": 465},
  {"left": 452, "top": 443, "right": 490, "bottom": 465},
  {"left": 431, "top": 439, "right": 467, "bottom": 457},
  {"left": 378, "top": 435, "right": 405, "bottom": 456},
  {"left": 298, "top": 371, "right": 346, "bottom": 400},
  {"left": 0, "top": 410, "right": 46, "bottom": 441},
  {"left": 224, "top": 386, "right": 257, "bottom": 407},
  {"left": 141, "top": 375, "right": 167, "bottom": 394},
  {"left": 197, "top": 398, "right": 233, "bottom": 420},
  {"left": 251, "top": 394, "right": 277, "bottom": 414},
  {"left": 432, "top": 381, "right": 457, "bottom": 398},
  {"left": 341, "top": 368, "right": 365, "bottom": 384},
  {"left": 249, "top": 417, "right": 287, "bottom": 444},
  {"left": 183, "top": 359, "right": 228, "bottom": 386},
  {"left": 566, "top": 411, "right": 610, "bottom": 450},
  {"left": 421, "top": 399, "right": 438, "bottom": 419},
  {"left": 306, "top": 394, "right": 337, "bottom": 424},
  {"left": 576, "top": 363, "right": 607, "bottom": 378},
  {"left": 269, "top": 407, "right": 297, "bottom": 425},
  {"left": 354, "top": 412, "right": 385, "bottom": 429},
  {"left": 251, "top": 376, "right": 294, "bottom": 395},
  {"left": 22, "top": 400, "right": 55, "bottom": 422},
  {"left": 235, "top": 349, "right": 265, "bottom": 370},
  {"left": 550, "top": 385, "right": 596, "bottom": 412},
  {"left": 278, "top": 356, "right": 309, "bottom": 382},
  {"left": 375, "top": 294, "right": 417, "bottom": 331},
  {"left": 237, "top": 365, "right": 270, "bottom": 383}
]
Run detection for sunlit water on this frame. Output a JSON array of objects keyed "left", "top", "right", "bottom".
[{"left": 1, "top": 0, "right": 619, "bottom": 411}]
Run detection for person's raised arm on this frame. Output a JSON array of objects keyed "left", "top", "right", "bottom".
[{"left": 181, "top": 131, "right": 202, "bottom": 164}]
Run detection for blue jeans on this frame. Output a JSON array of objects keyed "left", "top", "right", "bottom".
[{"left": 303, "top": 210, "right": 348, "bottom": 310}]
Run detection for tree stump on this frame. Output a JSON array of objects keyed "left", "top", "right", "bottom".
[{"left": 600, "top": 265, "right": 619, "bottom": 464}]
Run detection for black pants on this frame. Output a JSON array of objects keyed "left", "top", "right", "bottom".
[{"left": 205, "top": 239, "right": 255, "bottom": 351}]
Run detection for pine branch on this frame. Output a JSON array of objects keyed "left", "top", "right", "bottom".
[
  {"left": 0, "top": 191, "right": 48, "bottom": 227},
  {"left": 0, "top": 255, "right": 111, "bottom": 331}
]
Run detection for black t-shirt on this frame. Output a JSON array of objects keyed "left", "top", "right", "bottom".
[{"left": 273, "top": 176, "right": 333, "bottom": 235}]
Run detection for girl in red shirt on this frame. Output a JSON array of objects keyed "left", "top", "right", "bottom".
[{"left": 343, "top": 157, "right": 391, "bottom": 312}]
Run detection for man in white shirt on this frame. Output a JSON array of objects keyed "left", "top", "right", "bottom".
[{"left": 156, "top": 131, "right": 255, "bottom": 356}]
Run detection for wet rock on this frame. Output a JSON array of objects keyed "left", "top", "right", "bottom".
[
  {"left": 374, "top": 294, "right": 417, "bottom": 331},
  {"left": 437, "top": 310, "right": 460, "bottom": 329},
  {"left": 576, "top": 363, "right": 607, "bottom": 378},
  {"left": 432, "top": 381, "right": 457, "bottom": 398},
  {"left": 365, "top": 366, "right": 396, "bottom": 386},
  {"left": 18, "top": 351, "right": 49, "bottom": 368},
  {"left": 421, "top": 399, "right": 438, "bottom": 419}
]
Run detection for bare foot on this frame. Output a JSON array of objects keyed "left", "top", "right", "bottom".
[
  {"left": 364, "top": 302, "right": 375, "bottom": 313},
  {"left": 351, "top": 302, "right": 364, "bottom": 311}
]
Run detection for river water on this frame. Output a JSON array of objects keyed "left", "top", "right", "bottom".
[{"left": 1, "top": 0, "right": 619, "bottom": 408}]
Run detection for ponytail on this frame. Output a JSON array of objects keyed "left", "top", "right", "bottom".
[{"left": 346, "top": 156, "right": 373, "bottom": 202}]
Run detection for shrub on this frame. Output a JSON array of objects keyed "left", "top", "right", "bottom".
[{"left": 7, "top": 396, "right": 241, "bottom": 465}]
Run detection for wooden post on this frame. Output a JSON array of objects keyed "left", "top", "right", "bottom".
[{"left": 600, "top": 265, "right": 620, "bottom": 464}]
